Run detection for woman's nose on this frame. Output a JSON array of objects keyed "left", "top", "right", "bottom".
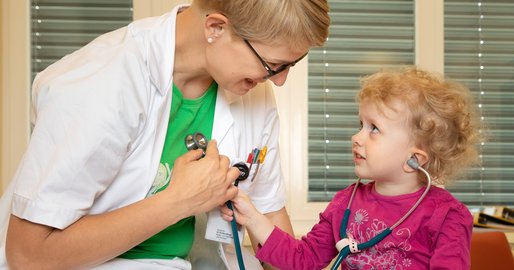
[{"left": 268, "top": 69, "right": 289, "bottom": 86}]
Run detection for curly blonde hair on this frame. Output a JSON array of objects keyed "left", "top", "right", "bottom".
[{"left": 357, "top": 67, "right": 484, "bottom": 185}]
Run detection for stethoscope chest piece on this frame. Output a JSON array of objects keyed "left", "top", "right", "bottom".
[
  {"left": 233, "top": 162, "right": 250, "bottom": 183},
  {"left": 183, "top": 132, "right": 250, "bottom": 184}
]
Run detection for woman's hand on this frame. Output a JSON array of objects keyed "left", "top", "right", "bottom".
[{"left": 165, "top": 139, "right": 240, "bottom": 216}]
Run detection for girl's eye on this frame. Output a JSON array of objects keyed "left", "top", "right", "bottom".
[{"left": 370, "top": 124, "right": 379, "bottom": 133}]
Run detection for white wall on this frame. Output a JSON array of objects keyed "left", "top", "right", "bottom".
[
  {"left": 133, "top": 0, "right": 188, "bottom": 20},
  {"left": 0, "top": 0, "right": 30, "bottom": 194}
]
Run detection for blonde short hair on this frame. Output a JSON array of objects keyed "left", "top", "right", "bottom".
[
  {"left": 193, "top": 0, "right": 330, "bottom": 50},
  {"left": 358, "top": 67, "right": 484, "bottom": 185}
]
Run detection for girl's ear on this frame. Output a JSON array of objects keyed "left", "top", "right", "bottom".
[
  {"left": 204, "top": 13, "right": 228, "bottom": 43},
  {"left": 403, "top": 148, "right": 429, "bottom": 172}
]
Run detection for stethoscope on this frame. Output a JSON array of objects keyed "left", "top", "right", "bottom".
[
  {"left": 331, "top": 157, "right": 432, "bottom": 270},
  {"left": 185, "top": 132, "right": 249, "bottom": 270}
]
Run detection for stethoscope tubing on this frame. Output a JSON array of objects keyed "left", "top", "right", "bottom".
[
  {"left": 331, "top": 165, "right": 432, "bottom": 269},
  {"left": 226, "top": 201, "right": 246, "bottom": 270},
  {"left": 184, "top": 132, "right": 248, "bottom": 269}
]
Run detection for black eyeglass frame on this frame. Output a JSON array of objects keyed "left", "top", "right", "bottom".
[{"left": 243, "top": 39, "right": 307, "bottom": 79}]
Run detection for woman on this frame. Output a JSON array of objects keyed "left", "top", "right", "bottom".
[{"left": 0, "top": 0, "right": 330, "bottom": 269}]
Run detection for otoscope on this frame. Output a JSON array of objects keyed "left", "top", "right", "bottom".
[{"left": 185, "top": 132, "right": 250, "bottom": 270}]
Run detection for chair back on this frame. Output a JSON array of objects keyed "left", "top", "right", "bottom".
[{"left": 470, "top": 231, "right": 514, "bottom": 270}]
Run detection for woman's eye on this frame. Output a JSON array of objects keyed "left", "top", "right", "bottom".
[{"left": 268, "top": 62, "right": 280, "bottom": 69}]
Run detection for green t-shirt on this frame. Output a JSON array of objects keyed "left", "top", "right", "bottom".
[{"left": 119, "top": 81, "right": 217, "bottom": 260}]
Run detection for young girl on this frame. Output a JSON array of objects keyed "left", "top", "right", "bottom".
[{"left": 221, "top": 67, "right": 482, "bottom": 269}]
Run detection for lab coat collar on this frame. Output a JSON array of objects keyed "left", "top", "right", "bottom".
[{"left": 146, "top": 5, "right": 189, "bottom": 96}]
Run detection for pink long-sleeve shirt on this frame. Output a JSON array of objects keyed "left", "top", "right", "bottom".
[{"left": 256, "top": 182, "right": 473, "bottom": 269}]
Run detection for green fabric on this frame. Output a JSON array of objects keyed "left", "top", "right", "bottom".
[{"left": 120, "top": 81, "right": 217, "bottom": 260}]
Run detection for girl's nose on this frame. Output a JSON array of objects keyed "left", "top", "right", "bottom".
[{"left": 351, "top": 132, "right": 362, "bottom": 147}]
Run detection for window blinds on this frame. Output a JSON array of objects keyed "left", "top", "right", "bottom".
[
  {"left": 444, "top": 0, "right": 514, "bottom": 207},
  {"left": 308, "top": 0, "right": 415, "bottom": 202},
  {"left": 31, "top": 0, "right": 133, "bottom": 79}
]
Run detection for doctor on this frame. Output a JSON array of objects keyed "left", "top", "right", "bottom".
[{"left": 0, "top": 0, "right": 330, "bottom": 269}]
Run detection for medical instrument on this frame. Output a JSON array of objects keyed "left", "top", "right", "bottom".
[
  {"left": 184, "top": 132, "right": 250, "bottom": 181},
  {"left": 225, "top": 163, "right": 249, "bottom": 270},
  {"left": 185, "top": 132, "right": 208, "bottom": 156},
  {"left": 331, "top": 157, "right": 432, "bottom": 270},
  {"left": 184, "top": 132, "right": 250, "bottom": 270}
]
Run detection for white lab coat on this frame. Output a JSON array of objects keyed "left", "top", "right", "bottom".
[{"left": 0, "top": 5, "right": 284, "bottom": 269}]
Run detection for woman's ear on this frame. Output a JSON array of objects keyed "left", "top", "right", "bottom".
[{"left": 204, "top": 13, "right": 228, "bottom": 43}]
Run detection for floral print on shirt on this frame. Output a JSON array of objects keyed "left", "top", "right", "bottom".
[{"left": 344, "top": 209, "right": 413, "bottom": 269}]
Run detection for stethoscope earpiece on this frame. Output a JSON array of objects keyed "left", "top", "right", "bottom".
[
  {"left": 184, "top": 134, "right": 197, "bottom": 150},
  {"left": 193, "top": 132, "right": 207, "bottom": 150},
  {"left": 407, "top": 156, "right": 419, "bottom": 169}
]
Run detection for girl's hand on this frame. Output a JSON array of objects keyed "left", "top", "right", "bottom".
[
  {"left": 220, "top": 190, "right": 261, "bottom": 227},
  {"left": 220, "top": 190, "right": 276, "bottom": 246}
]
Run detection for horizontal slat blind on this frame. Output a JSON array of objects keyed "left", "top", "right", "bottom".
[
  {"left": 31, "top": 0, "right": 133, "bottom": 79},
  {"left": 444, "top": 0, "right": 514, "bottom": 207},
  {"left": 308, "top": 0, "right": 414, "bottom": 202}
]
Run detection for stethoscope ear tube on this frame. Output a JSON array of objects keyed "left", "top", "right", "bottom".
[{"left": 332, "top": 165, "right": 432, "bottom": 268}]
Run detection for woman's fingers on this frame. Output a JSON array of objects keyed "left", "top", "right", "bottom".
[{"left": 167, "top": 139, "right": 239, "bottom": 215}]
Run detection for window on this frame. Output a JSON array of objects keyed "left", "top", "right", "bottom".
[
  {"left": 301, "top": 0, "right": 514, "bottom": 213},
  {"left": 307, "top": 0, "right": 415, "bottom": 202},
  {"left": 444, "top": 0, "right": 514, "bottom": 207},
  {"left": 31, "top": 0, "right": 133, "bottom": 79}
]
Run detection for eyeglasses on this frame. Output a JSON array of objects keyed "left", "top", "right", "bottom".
[{"left": 243, "top": 39, "right": 307, "bottom": 79}]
